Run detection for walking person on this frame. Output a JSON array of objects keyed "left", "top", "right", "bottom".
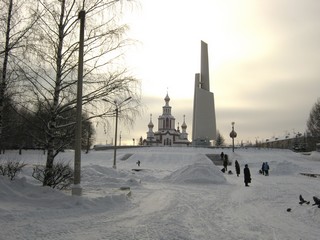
[
  {"left": 220, "top": 152, "right": 225, "bottom": 160},
  {"left": 261, "top": 162, "right": 266, "bottom": 175},
  {"left": 235, "top": 160, "right": 240, "bottom": 177},
  {"left": 263, "top": 162, "right": 269, "bottom": 176},
  {"left": 223, "top": 154, "right": 229, "bottom": 172},
  {"left": 244, "top": 164, "right": 251, "bottom": 187}
]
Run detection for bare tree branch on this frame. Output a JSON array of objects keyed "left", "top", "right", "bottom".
[{"left": 11, "top": 0, "right": 142, "bottom": 186}]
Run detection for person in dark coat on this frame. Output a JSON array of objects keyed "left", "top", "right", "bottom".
[
  {"left": 244, "top": 164, "right": 251, "bottom": 187},
  {"left": 261, "top": 162, "right": 266, "bottom": 175},
  {"left": 235, "top": 160, "right": 240, "bottom": 177},
  {"left": 263, "top": 162, "right": 269, "bottom": 176},
  {"left": 220, "top": 152, "right": 225, "bottom": 160},
  {"left": 223, "top": 154, "right": 229, "bottom": 171}
]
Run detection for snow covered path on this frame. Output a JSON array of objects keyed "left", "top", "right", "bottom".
[{"left": 1, "top": 148, "right": 320, "bottom": 240}]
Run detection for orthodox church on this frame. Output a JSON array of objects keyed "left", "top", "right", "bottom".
[{"left": 144, "top": 93, "right": 190, "bottom": 146}]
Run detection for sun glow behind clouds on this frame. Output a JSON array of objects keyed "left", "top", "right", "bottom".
[
  {"left": 124, "top": 0, "right": 277, "bottom": 101},
  {"left": 102, "top": 0, "right": 320, "bottom": 145}
]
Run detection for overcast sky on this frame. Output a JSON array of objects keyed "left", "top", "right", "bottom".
[{"left": 96, "top": 0, "right": 320, "bottom": 145}]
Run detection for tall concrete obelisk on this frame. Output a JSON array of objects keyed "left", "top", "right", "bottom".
[{"left": 192, "top": 41, "right": 217, "bottom": 146}]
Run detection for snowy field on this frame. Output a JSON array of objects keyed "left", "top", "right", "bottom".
[{"left": 1, "top": 147, "right": 320, "bottom": 240}]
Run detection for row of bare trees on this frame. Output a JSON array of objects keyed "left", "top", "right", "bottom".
[
  {"left": 2, "top": 99, "right": 95, "bottom": 152},
  {"left": 0, "top": 0, "right": 141, "bottom": 186}
]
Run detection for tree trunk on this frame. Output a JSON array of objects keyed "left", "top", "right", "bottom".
[
  {"left": 0, "top": 0, "right": 13, "bottom": 152},
  {"left": 43, "top": 133, "right": 55, "bottom": 186}
]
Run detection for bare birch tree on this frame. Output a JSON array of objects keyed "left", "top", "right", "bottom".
[
  {"left": 15, "top": 0, "right": 140, "bottom": 186},
  {"left": 0, "top": 0, "right": 39, "bottom": 152}
]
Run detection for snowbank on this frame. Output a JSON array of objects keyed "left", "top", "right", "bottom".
[
  {"left": 0, "top": 175, "right": 129, "bottom": 211},
  {"left": 310, "top": 151, "right": 320, "bottom": 161},
  {"left": 164, "top": 156, "right": 227, "bottom": 184},
  {"left": 271, "top": 160, "right": 302, "bottom": 175}
]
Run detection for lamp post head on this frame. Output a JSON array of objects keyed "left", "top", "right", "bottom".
[
  {"left": 230, "top": 121, "right": 237, "bottom": 138},
  {"left": 230, "top": 131, "right": 237, "bottom": 138},
  {"left": 102, "top": 96, "right": 132, "bottom": 106}
]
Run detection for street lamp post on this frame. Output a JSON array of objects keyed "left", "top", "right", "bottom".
[
  {"left": 103, "top": 96, "right": 131, "bottom": 169},
  {"left": 229, "top": 122, "right": 237, "bottom": 152}
]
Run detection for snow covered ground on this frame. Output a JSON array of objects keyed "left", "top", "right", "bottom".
[{"left": 1, "top": 147, "right": 320, "bottom": 240}]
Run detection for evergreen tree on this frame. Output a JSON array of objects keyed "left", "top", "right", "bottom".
[
  {"left": 307, "top": 98, "right": 320, "bottom": 137},
  {"left": 215, "top": 130, "right": 225, "bottom": 147},
  {"left": 139, "top": 136, "right": 143, "bottom": 146}
]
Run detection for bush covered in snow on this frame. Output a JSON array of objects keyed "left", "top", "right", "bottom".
[
  {"left": 0, "top": 161, "right": 27, "bottom": 180},
  {"left": 32, "top": 162, "right": 73, "bottom": 190}
]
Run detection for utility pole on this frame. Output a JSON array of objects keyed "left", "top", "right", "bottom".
[
  {"left": 113, "top": 106, "right": 119, "bottom": 169},
  {"left": 72, "top": 9, "right": 85, "bottom": 196},
  {"left": 102, "top": 96, "right": 131, "bottom": 169}
]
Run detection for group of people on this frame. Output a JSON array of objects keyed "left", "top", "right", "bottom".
[
  {"left": 242, "top": 162, "right": 270, "bottom": 187},
  {"left": 220, "top": 152, "right": 269, "bottom": 187},
  {"left": 234, "top": 160, "right": 251, "bottom": 187}
]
